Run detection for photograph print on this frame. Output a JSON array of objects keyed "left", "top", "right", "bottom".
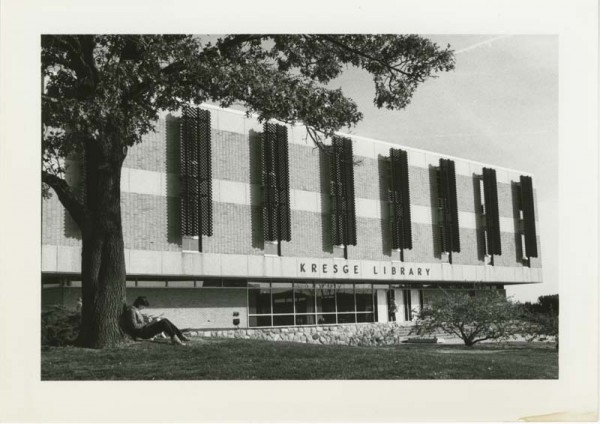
[{"left": 41, "top": 34, "right": 558, "bottom": 381}]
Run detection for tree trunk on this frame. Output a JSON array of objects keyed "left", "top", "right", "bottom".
[{"left": 77, "top": 139, "right": 127, "bottom": 348}]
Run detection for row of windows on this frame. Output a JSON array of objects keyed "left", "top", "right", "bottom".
[{"left": 248, "top": 282, "right": 377, "bottom": 327}]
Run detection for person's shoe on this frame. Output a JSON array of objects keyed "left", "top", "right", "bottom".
[
  {"left": 180, "top": 335, "right": 191, "bottom": 342},
  {"left": 171, "top": 335, "right": 186, "bottom": 346}
]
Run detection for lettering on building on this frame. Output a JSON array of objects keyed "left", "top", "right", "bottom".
[{"left": 298, "top": 262, "right": 431, "bottom": 278}]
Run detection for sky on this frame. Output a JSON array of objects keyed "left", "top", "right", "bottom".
[{"left": 329, "top": 35, "right": 558, "bottom": 302}]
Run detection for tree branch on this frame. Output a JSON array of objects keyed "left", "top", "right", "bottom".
[
  {"left": 305, "top": 126, "right": 329, "bottom": 153},
  {"left": 42, "top": 94, "right": 59, "bottom": 103},
  {"left": 42, "top": 171, "right": 87, "bottom": 227},
  {"left": 78, "top": 35, "right": 98, "bottom": 85},
  {"left": 316, "top": 35, "right": 412, "bottom": 78},
  {"left": 217, "top": 35, "right": 266, "bottom": 54},
  {"left": 439, "top": 323, "right": 462, "bottom": 339},
  {"left": 303, "top": 126, "right": 362, "bottom": 165},
  {"left": 46, "top": 35, "right": 99, "bottom": 99},
  {"left": 125, "top": 60, "right": 189, "bottom": 102}
]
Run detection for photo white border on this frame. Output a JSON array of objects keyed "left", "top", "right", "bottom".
[{"left": 0, "top": 0, "right": 597, "bottom": 421}]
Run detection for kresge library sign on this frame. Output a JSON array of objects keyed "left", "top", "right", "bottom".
[{"left": 297, "top": 259, "right": 439, "bottom": 280}]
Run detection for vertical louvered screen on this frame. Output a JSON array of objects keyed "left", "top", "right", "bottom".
[
  {"left": 262, "top": 123, "right": 276, "bottom": 241},
  {"left": 520, "top": 175, "right": 538, "bottom": 258},
  {"left": 342, "top": 137, "right": 357, "bottom": 246},
  {"left": 483, "top": 167, "right": 501, "bottom": 255},
  {"left": 330, "top": 136, "right": 357, "bottom": 246},
  {"left": 439, "top": 158, "right": 460, "bottom": 252},
  {"left": 180, "top": 106, "right": 198, "bottom": 237},
  {"left": 197, "top": 108, "right": 213, "bottom": 238},
  {"left": 262, "top": 123, "right": 291, "bottom": 242},
  {"left": 275, "top": 125, "right": 291, "bottom": 242},
  {"left": 389, "top": 148, "right": 412, "bottom": 250},
  {"left": 330, "top": 138, "right": 344, "bottom": 246},
  {"left": 180, "top": 106, "right": 213, "bottom": 244}
]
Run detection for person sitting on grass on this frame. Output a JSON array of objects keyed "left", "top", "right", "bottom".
[{"left": 121, "top": 296, "right": 190, "bottom": 346}]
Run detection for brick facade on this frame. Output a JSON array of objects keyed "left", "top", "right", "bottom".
[{"left": 42, "top": 106, "right": 542, "bottom": 283}]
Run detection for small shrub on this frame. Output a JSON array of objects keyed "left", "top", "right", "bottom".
[
  {"left": 413, "top": 290, "right": 522, "bottom": 346},
  {"left": 519, "top": 309, "right": 558, "bottom": 348},
  {"left": 518, "top": 295, "right": 558, "bottom": 349},
  {"left": 42, "top": 306, "right": 81, "bottom": 346}
]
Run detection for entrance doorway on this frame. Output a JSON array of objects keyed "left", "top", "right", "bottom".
[{"left": 376, "top": 290, "right": 388, "bottom": 323}]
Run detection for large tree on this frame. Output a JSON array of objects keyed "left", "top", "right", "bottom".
[{"left": 42, "top": 35, "right": 455, "bottom": 348}]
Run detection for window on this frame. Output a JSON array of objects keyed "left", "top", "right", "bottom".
[
  {"left": 272, "top": 282, "right": 294, "bottom": 314},
  {"left": 316, "top": 283, "right": 336, "bottom": 313},
  {"left": 294, "top": 283, "right": 316, "bottom": 314},
  {"left": 336, "top": 284, "right": 355, "bottom": 313},
  {"left": 296, "top": 314, "right": 316, "bottom": 326},
  {"left": 136, "top": 280, "right": 167, "bottom": 288},
  {"left": 403, "top": 289, "right": 412, "bottom": 321},
  {"left": 355, "top": 283, "right": 375, "bottom": 323},
  {"left": 273, "top": 315, "right": 294, "bottom": 326},
  {"left": 249, "top": 316, "right": 272, "bottom": 327},
  {"left": 223, "top": 279, "right": 247, "bottom": 288},
  {"left": 355, "top": 284, "right": 374, "bottom": 312},
  {"left": 248, "top": 282, "right": 271, "bottom": 315},
  {"left": 247, "top": 282, "right": 376, "bottom": 327}
]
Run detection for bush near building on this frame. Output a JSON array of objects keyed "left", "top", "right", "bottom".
[
  {"left": 412, "top": 290, "right": 522, "bottom": 346},
  {"left": 519, "top": 295, "right": 559, "bottom": 347},
  {"left": 41, "top": 306, "right": 81, "bottom": 347},
  {"left": 41, "top": 306, "right": 169, "bottom": 347},
  {"left": 522, "top": 294, "right": 558, "bottom": 315}
]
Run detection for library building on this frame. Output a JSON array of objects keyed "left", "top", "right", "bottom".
[{"left": 42, "top": 105, "right": 542, "bottom": 333}]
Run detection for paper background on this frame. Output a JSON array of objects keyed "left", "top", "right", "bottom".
[{"left": 0, "top": 0, "right": 597, "bottom": 421}]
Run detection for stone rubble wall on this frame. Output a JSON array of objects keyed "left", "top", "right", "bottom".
[{"left": 186, "top": 322, "right": 457, "bottom": 346}]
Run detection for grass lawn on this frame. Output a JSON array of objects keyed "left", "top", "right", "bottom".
[{"left": 42, "top": 338, "right": 558, "bottom": 380}]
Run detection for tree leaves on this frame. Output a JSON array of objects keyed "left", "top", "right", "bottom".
[
  {"left": 41, "top": 34, "right": 454, "bottom": 218},
  {"left": 413, "top": 290, "right": 521, "bottom": 346},
  {"left": 42, "top": 34, "right": 455, "bottom": 166}
]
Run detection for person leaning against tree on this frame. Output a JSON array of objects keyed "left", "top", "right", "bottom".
[{"left": 121, "top": 296, "right": 190, "bottom": 346}]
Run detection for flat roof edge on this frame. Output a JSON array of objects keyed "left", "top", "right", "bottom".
[{"left": 194, "top": 103, "right": 534, "bottom": 177}]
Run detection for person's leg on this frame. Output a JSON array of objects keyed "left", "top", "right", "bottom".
[
  {"left": 139, "top": 320, "right": 188, "bottom": 345},
  {"left": 138, "top": 321, "right": 170, "bottom": 340},
  {"left": 159, "top": 319, "right": 190, "bottom": 342}
]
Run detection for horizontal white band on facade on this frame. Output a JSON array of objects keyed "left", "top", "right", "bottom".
[
  {"left": 191, "top": 104, "right": 532, "bottom": 182},
  {"left": 120, "top": 168, "right": 526, "bottom": 234},
  {"left": 41, "top": 245, "right": 542, "bottom": 285}
]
